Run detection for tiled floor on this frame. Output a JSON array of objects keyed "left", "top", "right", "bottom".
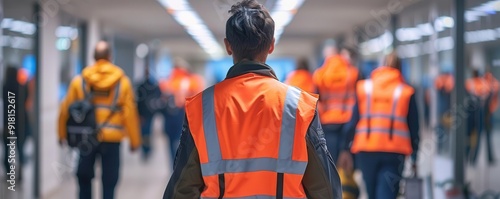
[
  {"left": 46, "top": 117, "right": 172, "bottom": 199},
  {"left": 1, "top": 122, "right": 499, "bottom": 199}
]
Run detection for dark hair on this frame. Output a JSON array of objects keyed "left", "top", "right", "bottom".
[
  {"left": 226, "top": 0, "right": 275, "bottom": 61},
  {"left": 296, "top": 58, "right": 309, "bottom": 71},
  {"left": 472, "top": 69, "right": 480, "bottom": 78},
  {"left": 385, "top": 51, "right": 401, "bottom": 71},
  {"left": 341, "top": 46, "right": 357, "bottom": 61}
]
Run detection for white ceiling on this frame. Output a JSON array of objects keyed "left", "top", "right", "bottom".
[{"left": 55, "top": 0, "right": 412, "bottom": 59}]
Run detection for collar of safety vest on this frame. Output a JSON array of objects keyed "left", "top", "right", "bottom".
[
  {"left": 225, "top": 60, "right": 278, "bottom": 80},
  {"left": 371, "top": 66, "right": 405, "bottom": 84}
]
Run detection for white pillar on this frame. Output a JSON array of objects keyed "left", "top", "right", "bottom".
[
  {"left": 39, "top": 7, "right": 62, "bottom": 196},
  {"left": 86, "top": 18, "right": 100, "bottom": 66}
]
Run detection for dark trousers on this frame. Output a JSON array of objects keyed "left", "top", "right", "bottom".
[
  {"left": 356, "top": 152, "right": 405, "bottom": 199},
  {"left": 140, "top": 116, "right": 154, "bottom": 157},
  {"left": 77, "top": 142, "right": 120, "bottom": 199},
  {"left": 163, "top": 107, "right": 184, "bottom": 164},
  {"left": 485, "top": 111, "right": 496, "bottom": 163},
  {"left": 467, "top": 107, "right": 485, "bottom": 164},
  {"left": 322, "top": 124, "right": 346, "bottom": 162}
]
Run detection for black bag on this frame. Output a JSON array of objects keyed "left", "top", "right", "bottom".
[{"left": 66, "top": 77, "right": 121, "bottom": 149}]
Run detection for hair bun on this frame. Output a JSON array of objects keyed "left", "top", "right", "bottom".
[{"left": 229, "top": 0, "right": 263, "bottom": 15}]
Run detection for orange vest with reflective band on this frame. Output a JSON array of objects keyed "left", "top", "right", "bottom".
[
  {"left": 185, "top": 73, "right": 318, "bottom": 199},
  {"left": 485, "top": 73, "right": 500, "bottom": 113},
  {"left": 435, "top": 74, "right": 454, "bottom": 93},
  {"left": 314, "top": 55, "right": 359, "bottom": 124},
  {"left": 285, "top": 69, "right": 315, "bottom": 93},
  {"left": 351, "top": 67, "right": 414, "bottom": 155},
  {"left": 466, "top": 77, "right": 491, "bottom": 107},
  {"left": 160, "top": 68, "right": 199, "bottom": 107}
]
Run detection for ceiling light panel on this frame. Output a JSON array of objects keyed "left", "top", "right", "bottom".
[
  {"left": 158, "top": 0, "right": 224, "bottom": 59},
  {"left": 271, "top": 0, "right": 306, "bottom": 43}
]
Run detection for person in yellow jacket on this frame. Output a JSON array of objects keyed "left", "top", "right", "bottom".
[{"left": 58, "top": 41, "right": 141, "bottom": 199}]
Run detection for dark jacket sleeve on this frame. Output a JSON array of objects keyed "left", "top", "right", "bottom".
[
  {"left": 303, "top": 111, "right": 342, "bottom": 199},
  {"left": 163, "top": 117, "right": 204, "bottom": 199},
  {"left": 343, "top": 101, "right": 359, "bottom": 150},
  {"left": 407, "top": 94, "right": 420, "bottom": 162}
]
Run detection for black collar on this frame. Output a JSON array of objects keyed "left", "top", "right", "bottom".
[{"left": 225, "top": 61, "right": 278, "bottom": 80}]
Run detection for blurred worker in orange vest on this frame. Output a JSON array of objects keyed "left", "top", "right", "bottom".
[
  {"left": 346, "top": 52, "right": 420, "bottom": 199},
  {"left": 164, "top": 1, "right": 341, "bottom": 198},
  {"left": 285, "top": 58, "right": 315, "bottom": 93},
  {"left": 313, "top": 43, "right": 360, "bottom": 167},
  {"left": 484, "top": 70, "right": 499, "bottom": 164},
  {"left": 465, "top": 69, "right": 492, "bottom": 165},
  {"left": 435, "top": 70, "right": 454, "bottom": 153},
  {"left": 159, "top": 58, "right": 204, "bottom": 165}
]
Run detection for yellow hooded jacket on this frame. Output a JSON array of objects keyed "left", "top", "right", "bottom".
[{"left": 58, "top": 60, "right": 141, "bottom": 149}]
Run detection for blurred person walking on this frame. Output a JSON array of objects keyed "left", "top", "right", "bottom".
[
  {"left": 159, "top": 58, "right": 204, "bottom": 164},
  {"left": 465, "top": 69, "right": 491, "bottom": 165},
  {"left": 346, "top": 52, "right": 420, "bottom": 199},
  {"left": 58, "top": 41, "right": 141, "bottom": 199},
  {"left": 314, "top": 44, "right": 360, "bottom": 198},
  {"left": 135, "top": 60, "right": 162, "bottom": 161},
  {"left": 313, "top": 44, "right": 360, "bottom": 162},
  {"left": 435, "top": 69, "right": 454, "bottom": 153},
  {"left": 2, "top": 66, "right": 28, "bottom": 181},
  {"left": 284, "top": 58, "right": 315, "bottom": 93},
  {"left": 163, "top": 1, "right": 341, "bottom": 198},
  {"left": 484, "top": 70, "right": 499, "bottom": 164}
]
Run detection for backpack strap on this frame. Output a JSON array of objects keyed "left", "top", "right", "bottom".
[
  {"left": 81, "top": 77, "right": 91, "bottom": 100},
  {"left": 96, "top": 78, "right": 122, "bottom": 132},
  {"left": 110, "top": 80, "right": 121, "bottom": 111}
]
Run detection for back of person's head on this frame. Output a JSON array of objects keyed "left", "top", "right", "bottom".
[
  {"left": 225, "top": 0, "right": 275, "bottom": 62},
  {"left": 340, "top": 46, "right": 357, "bottom": 64},
  {"left": 94, "top": 41, "right": 111, "bottom": 61},
  {"left": 322, "top": 39, "right": 337, "bottom": 58},
  {"left": 472, "top": 69, "right": 480, "bottom": 78},
  {"left": 296, "top": 58, "right": 309, "bottom": 71},
  {"left": 384, "top": 51, "right": 401, "bottom": 71},
  {"left": 173, "top": 57, "right": 190, "bottom": 71}
]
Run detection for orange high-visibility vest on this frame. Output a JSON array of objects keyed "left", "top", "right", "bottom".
[
  {"left": 485, "top": 73, "right": 499, "bottom": 113},
  {"left": 351, "top": 68, "right": 414, "bottom": 155},
  {"left": 185, "top": 73, "right": 318, "bottom": 199},
  {"left": 466, "top": 77, "right": 491, "bottom": 107},
  {"left": 160, "top": 68, "right": 199, "bottom": 107},
  {"left": 285, "top": 69, "right": 315, "bottom": 93},
  {"left": 435, "top": 74, "right": 454, "bottom": 93},
  {"left": 314, "top": 55, "right": 359, "bottom": 124}
]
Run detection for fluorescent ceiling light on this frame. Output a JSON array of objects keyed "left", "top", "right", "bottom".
[
  {"left": 271, "top": 0, "right": 306, "bottom": 43},
  {"left": 56, "top": 26, "right": 79, "bottom": 40},
  {"left": 2, "top": 18, "right": 35, "bottom": 35},
  {"left": 158, "top": 0, "right": 224, "bottom": 59}
]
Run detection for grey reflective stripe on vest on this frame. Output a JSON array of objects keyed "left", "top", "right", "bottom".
[
  {"left": 200, "top": 158, "right": 308, "bottom": 176},
  {"left": 355, "top": 128, "right": 409, "bottom": 138},
  {"left": 360, "top": 114, "right": 406, "bottom": 122},
  {"left": 199, "top": 86, "right": 306, "bottom": 176},
  {"left": 202, "top": 86, "right": 222, "bottom": 163},
  {"left": 101, "top": 124, "right": 123, "bottom": 130},
  {"left": 364, "top": 80, "right": 373, "bottom": 110},
  {"left": 391, "top": 84, "right": 403, "bottom": 119},
  {"left": 278, "top": 86, "right": 300, "bottom": 160},
  {"left": 202, "top": 196, "right": 306, "bottom": 199}
]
